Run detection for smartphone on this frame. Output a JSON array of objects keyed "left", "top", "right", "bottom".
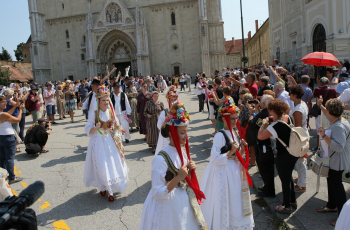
[
  {"left": 248, "top": 100, "right": 259, "bottom": 104},
  {"left": 268, "top": 116, "right": 274, "bottom": 124}
]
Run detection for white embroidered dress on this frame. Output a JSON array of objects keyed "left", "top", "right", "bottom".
[
  {"left": 200, "top": 129, "right": 254, "bottom": 230},
  {"left": 155, "top": 109, "right": 170, "bottom": 156},
  {"left": 83, "top": 109, "right": 129, "bottom": 195},
  {"left": 139, "top": 145, "right": 199, "bottom": 230}
]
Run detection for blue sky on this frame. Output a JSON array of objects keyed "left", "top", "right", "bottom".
[{"left": 0, "top": 0, "right": 269, "bottom": 60}]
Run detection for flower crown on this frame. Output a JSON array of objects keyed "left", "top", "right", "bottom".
[
  {"left": 96, "top": 85, "right": 110, "bottom": 98},
  {"left": 218, "top": 96, "right": 240, "bottom": 115},
  {"left": 166, "top": 86, "right": 178, "bottom": 99},
  {"left": 165, "top": 102, "right": 191, "bottom": 126}
]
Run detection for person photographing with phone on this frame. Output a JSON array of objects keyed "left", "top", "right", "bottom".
[
  {"left": 0, "top": 95, "right": 25, "bottom": 184},
  {"left": 28, "top": 85, "right": 41, "bottom": 124}
]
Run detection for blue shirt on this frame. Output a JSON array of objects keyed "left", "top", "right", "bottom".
[
  {"left": 300, "top": 84, "right": 313, "bottom": 104},
  {"left": 3, "top": 99, "right": 19, "bottom": 118},
  {"left": 336, "top": 80, "right": 350, "bottom": 95}
]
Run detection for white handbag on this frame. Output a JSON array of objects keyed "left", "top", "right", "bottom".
[{"left": 193, "top": 87, "right": 202, "bottom": 95}]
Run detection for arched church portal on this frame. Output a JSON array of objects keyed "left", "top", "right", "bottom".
[{"left": 96, "top": 30, "right": 137, "bottom": 77}]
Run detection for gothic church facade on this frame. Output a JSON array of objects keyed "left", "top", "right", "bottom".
[{"left": 28, "top": 0, "right": 226, "bottom": 82}]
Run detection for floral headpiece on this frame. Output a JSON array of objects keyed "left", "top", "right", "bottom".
[
  {"left": 218, "top": 96, "right": 240, "bottom": 115},
  {"left": 96, "top": 85, "right": 110, "bottom": 98},
  {"left": 165, "top": 102, "right": 191, "bottom": 126},
  {"left": 166, "top": 86, "right": 178, "bottom": 99}
]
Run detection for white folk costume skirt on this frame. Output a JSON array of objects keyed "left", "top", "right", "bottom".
[
  {"left": 200, "top": 130, "right": 254, "bottom": 230},
  {"left": 139, "top": 145, "right": 200, "bottom": 230},
  {"left": 83, "top": 110, "right": 129, "bottom": 195},
  {"left": 335, "top": 199, "right": 350, "bottom": 230}
]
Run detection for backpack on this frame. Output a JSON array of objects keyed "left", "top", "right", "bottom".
[
  {"left": 276, "top": 118, "right": 309, "bottom": 157},
  {"left": 25, "top": 97, "right": 32, "bottom": 114}
]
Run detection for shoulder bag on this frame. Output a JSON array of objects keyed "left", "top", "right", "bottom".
[{"left": 307, "top": 126, "right": 350, "bottom": 192}]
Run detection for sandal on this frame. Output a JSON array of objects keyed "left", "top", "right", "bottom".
[
  {"left": 100, "top": 191, "right": 106, "bottom": 197},
  {"left": 316, "top": 206, "right": 337, "bottom": 213},
  {"left": 294, "top": 185, "right": 306, "bottom": 192},
  {"left": 291, "top": 203, "right": 298, "bottom": 210},
  {"left": 331, "top": 219, "right": 337, "bottom": 226},
  {"left": 274, "top": 205, "right": 293, "bottom": 214},
  {"left": 16, "top": 148, "right": 21, "bottom": 153},
  {"left": 108, "top": 195, "right": 115, "bottom": 202},
  {"left": 293, "top": 177, "right": 298, "bottom": 183}
]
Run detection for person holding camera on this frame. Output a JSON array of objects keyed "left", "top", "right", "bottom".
[
  {"left": 0, "top": 95, "right": 24, "bottom": 184},
  {"left": 24, "top": 118, "right": 51, "bottom": 155},
  {"left": 258, "top": 99, "right": 298, "bottom": 214},
  {"left": 28, "top": 85, "right": 41, "bottom": 124},
  {"left": 248, "top": 95, "right": 275, "bottom": 197}
]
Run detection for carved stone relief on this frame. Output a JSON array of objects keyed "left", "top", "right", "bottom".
[{"left": 106, "top": 3, "right": 122, "bottom": 23}]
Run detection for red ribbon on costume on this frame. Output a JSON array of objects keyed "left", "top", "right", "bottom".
[
  {"left": 224, "top": 116, "right": 252, "bottom": 186},
  {"left": 169, "top": 124, "right": 206, "bottom": 204},
  {"left": 99, "top": 98, "right": 125, "bottom": 133}
]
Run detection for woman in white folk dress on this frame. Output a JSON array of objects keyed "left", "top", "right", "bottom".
[
  {"left": 84, "top": 85, "right": 129, "bottom": 202},
  {"left": 139, "top": 102, "right": 207, "bottom": 230},
  {"left": 155, "top": 86, "right": 179, "bottom": 156},
  {"left": 200, "top": 96, "right": 255, "bottom": 230}
]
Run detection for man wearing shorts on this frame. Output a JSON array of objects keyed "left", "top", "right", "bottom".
[{"left": 43, "top": 83, "right": 57, "bottom": 124}]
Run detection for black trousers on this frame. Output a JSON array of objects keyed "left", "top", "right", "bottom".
[
  {"left": 327, "top": 169, "right": 347, "bottom": 215},
  {"left": 180, "top": 82, "right": 185, "bottom": 91},
  {"left": 255, "top": 144, "right": 275, "bottom": 196},
  {"left": 75, "top": 92, "right": 80, "bottom": 104},
  {"left": 197, "top": 94, "right": 205, "bottom": 111},
  {"left": 275, "top": 153, "right": 298, "bottom": 208},
  {"left": 19, "top": 113, "right": 26, "bottom": 141}
]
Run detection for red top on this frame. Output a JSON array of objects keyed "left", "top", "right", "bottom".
[
  {"left": 244, "top": 82, "right": 258, "bottom": 99},
  {"left": 313, "top": 85, "right": 337, "bottom": 115}
]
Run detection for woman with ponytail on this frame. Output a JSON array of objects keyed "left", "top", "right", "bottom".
[
  {"left": 83, "top": 85, "right": 129, "bottom": 202},
  {"left": 139, "top": 102, "right": 206, "bottom": 230},
  {"left": 200, "top": 96, "right": 254, "bottom": 230}
]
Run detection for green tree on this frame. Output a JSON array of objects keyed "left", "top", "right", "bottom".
[
  {"left": 0, "top": 67, "right": 11, "bottom": 85},
  {"left": 0, "top": 47, "right": 12, "bottom": 61},
  {"left": 14, "top": 42, "right": 26, "bottom": 61}
]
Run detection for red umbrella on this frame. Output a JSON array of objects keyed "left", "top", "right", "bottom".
[{"left": 301, "top": 52, "right": 340, "bottom": 67}]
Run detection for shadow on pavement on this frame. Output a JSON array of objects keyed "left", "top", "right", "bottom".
[
  {"left": 37, "top": 190, "right": 113, "bottom": 226},
  {"left": 41, "top": 150, "right": 86, "bottom": 168}
]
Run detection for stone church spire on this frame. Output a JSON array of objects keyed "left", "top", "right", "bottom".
[
  {"left": 199, "top": 0, "right": 226, "bottom": 75},
  {"left": 86, "top": 0, "right": 95, "bottom": 78}
]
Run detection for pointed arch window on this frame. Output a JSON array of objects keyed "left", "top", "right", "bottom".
[
  {"left": 171, "top": 12, "right": 176, "bottom": 26},
  {"left": 66, "top": 30, "right": 69, "bottom": 39},
  {"left": 313, "top": 24, "right": 326, "bottom": 52}
]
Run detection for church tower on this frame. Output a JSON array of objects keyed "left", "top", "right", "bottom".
[
  {"left": 199, "top": 0, "right": 226, "bottom": 75},
  {"left": 28, "top": 0, "right": 51, "bottom": 82}
]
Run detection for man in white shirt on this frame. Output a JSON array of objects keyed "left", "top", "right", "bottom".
[
  {"left": 111, "top": 82, "right": 132, "bottom": 143},
  {"left": 79, "top": 79, "right": 100, "bottom": 119},
  {"left": 179, "top": 73, "right": 185, "bottom": 91},
  {"left": 338, "top": 88, "right": 350, "bottom": 110},
  {"left": 186, "top": 73, "right": 192, "bottom": 92},
  {"left": 274, "top": 82, "right": 294, "bottom": 111}
]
